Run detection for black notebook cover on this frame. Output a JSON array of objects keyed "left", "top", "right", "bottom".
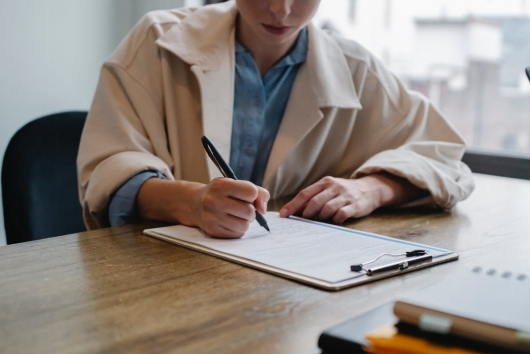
[{"left": 318, "top": 303, "right": 396, "bottom": 353}]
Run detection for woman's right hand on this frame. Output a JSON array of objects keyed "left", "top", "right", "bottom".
[{"left": 137, "top": 177, "right": 269, "bottom": 238}]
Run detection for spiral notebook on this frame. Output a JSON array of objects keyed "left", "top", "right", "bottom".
[{"left": 144, "top": 212, "right": 458, "bottom": 291}]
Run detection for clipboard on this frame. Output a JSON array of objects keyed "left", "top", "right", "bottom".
[{"left": 144, "top": 212, "right": 458, "bottom": 291}]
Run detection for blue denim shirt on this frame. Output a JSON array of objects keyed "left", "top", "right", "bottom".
[
  {"left": 230, "top": 27, "right": 307, "bottom": 185},
  {"left": 108, "top": 27, "right": 308, "bottom": 226}
]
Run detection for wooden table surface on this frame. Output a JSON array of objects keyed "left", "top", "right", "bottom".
[{"left": 2, "top": 173, "right": 530, "bottom": 354}]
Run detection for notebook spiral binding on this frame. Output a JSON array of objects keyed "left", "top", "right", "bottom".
[{"left": 472, "top": 266, "right": 527, "bottom": 281}]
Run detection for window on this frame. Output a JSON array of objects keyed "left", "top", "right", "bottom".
[
  {"left": 348, "top": 0, "right": 357, "bottom": 23},
  {"left": 314, "top": 0, "right": 530, "bottom": 155}
]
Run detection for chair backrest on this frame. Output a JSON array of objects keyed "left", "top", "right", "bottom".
[{"left": 2, "top": 111, "right": 87, "bottom": 244}]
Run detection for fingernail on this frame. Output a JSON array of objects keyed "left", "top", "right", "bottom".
[{"left": 263, "top": 201, "right": 268, "bottom": 212}]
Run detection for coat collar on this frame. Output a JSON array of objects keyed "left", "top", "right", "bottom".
[
  {"left": 157, "top": 1, "right": 360, "bottom": 108},
  {"left": 156, "top": 1, "right": 361, "bottom": 108},
  {"left": 156, "top": 1, "right": 238, "bottom": 71},
  {"left": 304, "top": 23, "right": 362, "bottom": 109}
]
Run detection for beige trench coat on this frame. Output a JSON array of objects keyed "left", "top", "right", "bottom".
[{"left": 77, "top": 1, "right": 474, "bottom": 230}]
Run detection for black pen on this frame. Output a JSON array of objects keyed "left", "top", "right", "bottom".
[{"left": 201, "top": 136, "right": 270, "bottom": 232}]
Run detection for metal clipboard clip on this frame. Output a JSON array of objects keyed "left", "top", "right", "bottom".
[{"left": 350, "top": 250, "right": 433, "bottom": 276}]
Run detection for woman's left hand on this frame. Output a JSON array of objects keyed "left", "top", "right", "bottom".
[{"left": 279, "top": 174, "right": 423, "bottom": 224}]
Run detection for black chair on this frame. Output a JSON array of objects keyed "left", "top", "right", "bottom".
[{"left": 2, "top": 111, "right": 87, "bottom": 244}]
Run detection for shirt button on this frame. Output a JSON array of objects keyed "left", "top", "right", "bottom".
[
  {"left": 246, "top": 146, "right": 256, "bottom": 154},
  {"left": 253, "top": 97, "right": 261, "bottom": 106}
]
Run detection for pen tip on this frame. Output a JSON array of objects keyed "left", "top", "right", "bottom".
[{"left": 264, "top": 225, "right": 270, "bottom": 232}]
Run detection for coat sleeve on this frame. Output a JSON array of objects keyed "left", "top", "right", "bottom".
[
  {"left": 347, "top": 50, "right": 474, "bottom": 209},
  {"left": 77, "top": 15, "right": 176, "bottom": 230}
]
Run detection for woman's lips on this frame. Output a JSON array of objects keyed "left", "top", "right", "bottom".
[{"left": 262, "top": 24, "right": 291, "bottom": 35}]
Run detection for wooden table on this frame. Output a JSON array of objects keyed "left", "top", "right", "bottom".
[{"left": 2, "top": 174, "right": 530, "bottom": 354}]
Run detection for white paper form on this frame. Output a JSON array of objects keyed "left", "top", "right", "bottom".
[{"left": 145, "top": 212, "right": 452, "bottom": 284}]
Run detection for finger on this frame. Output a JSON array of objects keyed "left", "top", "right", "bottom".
[
  {"left": 254, "top": 187, "right": 270, "bottom": 215},
  {"left": 227, "top": 180, "right": 259, "bottom": 203},
  {"left": 331, "top": 203, "right": 373, "bottom": 224},
  {"left": 226, "top": 199, "right": 258, "bottom": 221},
  {"left": 206, "top": 224, "right": 246, "bottom": 239},
  {"left": 203, "top": 213, "right": 252, "bottom": 238},
  {"left": 316, "top": 197, "right": 348, "bottom": 221},
  {"left": 279, "top": 183, "right": 326, "bottom": 217},
  {"left": 209, "top": 178, "right": 259, "bottom": 203},
  {"left": 301, "top": 188, "right": 339, "bottom": 219},
  {"left": 202, "top": 190, "right": 256, "bottom": 222},
  {"left": 219, "top": 212, "right": 253, "bottom": 234}
]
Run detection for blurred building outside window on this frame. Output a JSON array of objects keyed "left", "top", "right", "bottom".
[{"left": 314, "top": 0, "right": 530, "bottom": 155}]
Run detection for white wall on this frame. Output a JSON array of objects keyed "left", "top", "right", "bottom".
[{"left": 0, "top": 0, "right": 192, "bottom": 246}]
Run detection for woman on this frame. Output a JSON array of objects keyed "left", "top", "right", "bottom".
[{"left": 77, "top": 0, "right": 474, "bottom": 238}]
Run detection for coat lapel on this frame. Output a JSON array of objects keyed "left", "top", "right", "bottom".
[
  {"left": 156, "top": 2, "right": 237, "bottom": 180},
  {"left": 263, "top": 24, "right": 363, "bottom": 187},
  {"left": 190, "top": 41, "right": 235, "bottom": 181}
]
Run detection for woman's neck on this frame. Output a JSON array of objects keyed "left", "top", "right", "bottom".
[{"left": 236, "top": 15, "right": 298, "bottom": 77}]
